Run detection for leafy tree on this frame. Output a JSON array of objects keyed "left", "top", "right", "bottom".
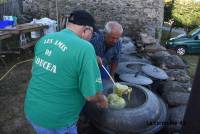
[
  {"left": 0, "top": 0, "right": 7, "bottom": 4},
  {"left": 164, "top": 0, "right": 175, "bottom": 22},
  {"left": 172, "top": 0, "right": 200, "bottom": 31}
]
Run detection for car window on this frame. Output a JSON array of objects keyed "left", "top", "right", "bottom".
[
  {"left": 193, "top": 34, "right": 200, "bottom": 40},
  {"left": 196, "top": 34, "right": 200, "bottom": 40},
  {"left": 188, "top": 27, "right": 200, "bottom": 36}
]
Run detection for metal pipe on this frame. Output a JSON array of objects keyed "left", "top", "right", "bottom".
[
  {"left": 55, "top": 0, "right": 59, "bottom": 31},
  {"left": 101, "top": 64, "right": 116, "bottom": 85}
]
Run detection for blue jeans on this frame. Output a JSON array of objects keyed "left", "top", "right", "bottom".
[{"left": 27, "top": 117, "right": 77, "bottom": 134}]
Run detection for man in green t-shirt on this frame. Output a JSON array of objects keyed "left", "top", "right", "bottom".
[{"left": 24, "top": 10, "right": 108, "bottom": 134}]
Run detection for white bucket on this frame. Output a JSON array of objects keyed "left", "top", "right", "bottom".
[
  {"left": 44, "top": 23, "right": 57, "bottom": 35},
  {"left": 31, "top": 31, "right": 40, "bottom": 39}
]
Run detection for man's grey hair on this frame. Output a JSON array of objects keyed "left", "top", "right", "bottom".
[{"left": 104, "top": 21, "right": 123, "bottom": 34}]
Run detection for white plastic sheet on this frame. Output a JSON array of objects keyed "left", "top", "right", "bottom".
[{"left": 31, "top": 18, "right": 57, "bottom": 35}]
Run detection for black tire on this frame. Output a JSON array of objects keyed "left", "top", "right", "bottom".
[
  {"left": 176, "top": 46, "right": 187, "bottom": 55},
  {"left": 85, "top": 83, "right": 168, "bottom": 134}
]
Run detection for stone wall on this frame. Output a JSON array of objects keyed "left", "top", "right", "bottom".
[
  {"left": 0, "top": 0, "right": 22, "bottom": 19},
  {"left": 22, "top": 0, "right": 164, "bottom": 39}
]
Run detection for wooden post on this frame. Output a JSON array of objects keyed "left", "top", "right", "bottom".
[{"left": 182, "top": 57, "right": 200, "bottom": 134}]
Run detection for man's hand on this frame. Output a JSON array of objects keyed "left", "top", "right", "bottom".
[
  {"left": 97, "top": 56, "right": 103, "bottom": 65},
  {"left": 96, "top": 94, "right": 108, "bottom": 108},
  {"left": 86, "top": 93, "right": 108, "bottom": 108}
]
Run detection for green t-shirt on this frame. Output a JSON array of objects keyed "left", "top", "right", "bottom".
[{"left": 24, "top": 29, "right": 102, "bottom": 128}]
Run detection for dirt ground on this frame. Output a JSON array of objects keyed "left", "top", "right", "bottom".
[
  {"left": 0, "top": 53, "right": 35, "bottom": 134},
  {"left": 0, "top": 52, "right": 169, "bottom": 134},
  {"left": 0, "top": 52, "right": 107, "bottom": 134}
]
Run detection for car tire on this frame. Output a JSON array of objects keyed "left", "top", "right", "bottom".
[
  {"left": 176, "top": 46, "right": 187, "bottom": 55},
  {"left": 85, "top": 83, "right": 168, "bottom": 134}
]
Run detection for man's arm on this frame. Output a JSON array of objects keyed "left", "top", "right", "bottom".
[
  {"left": 96, "top": 56, "right": 103, "bottom": 65},
  {"left": 86, "top": 92, "right": 108, "bottom": 108},
  {"left": 110, "top": 62, "right": 118, "bottom": 78},
  {"left": 110, "top": 41, "right": 121, "bottom": 78}
]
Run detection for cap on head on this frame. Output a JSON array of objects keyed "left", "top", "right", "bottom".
[{"left": 68, "top": 10, "right": 95, "bottom": 29}]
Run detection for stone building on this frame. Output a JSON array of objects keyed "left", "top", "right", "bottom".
[{"left": 21, "top": 0, "right": 164, "bottom": 39}]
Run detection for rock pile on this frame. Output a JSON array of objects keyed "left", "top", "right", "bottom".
[{"left": 118, "top": 34, "right": 192, "bottom": 133}]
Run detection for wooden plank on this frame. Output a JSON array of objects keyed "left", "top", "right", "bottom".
[
  {"left": 20, "top": 40, "right": 38, "bottom": 49},
  {"left": 0, "top": 31, "right": 12, "bottom": 40},
  {"left": 0, "top": 23, "right": 48, "bottom": 34},
  {"left": 16, "top": 23, "right": 48, "bottom": 33},
  {"left": 0, "top": 23, "right": 48, "bottom": 53},
  {"left": 0, "top": 50, "right": 20, "bottom": 54}
]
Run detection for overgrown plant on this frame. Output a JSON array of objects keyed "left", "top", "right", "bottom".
[{"left": 164, "top": 0, "right": 200, "bottom": 31}]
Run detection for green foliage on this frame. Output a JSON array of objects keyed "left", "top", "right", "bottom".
[
  {"left": 0, "top": 0, "right": 7, "bottom": 4},
  {"left": 164, "top": 0, "right": 173, "bottom": 21},
  {"left": 172, "top": 0, "right": 200, "bottom": 29},
  {"left": 164, "top": 0, "right": 200, "bottom": 29}
]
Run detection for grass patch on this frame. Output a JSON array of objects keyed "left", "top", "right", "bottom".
[
  {"left": 160, "top": 29, "right": 180, "bottom": 45},
  {"left": 161, "top": 27, "right": 199, "bottom": 79},
  {"left": 181, "top": 55, "right": 199, "bottom": 78}
]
